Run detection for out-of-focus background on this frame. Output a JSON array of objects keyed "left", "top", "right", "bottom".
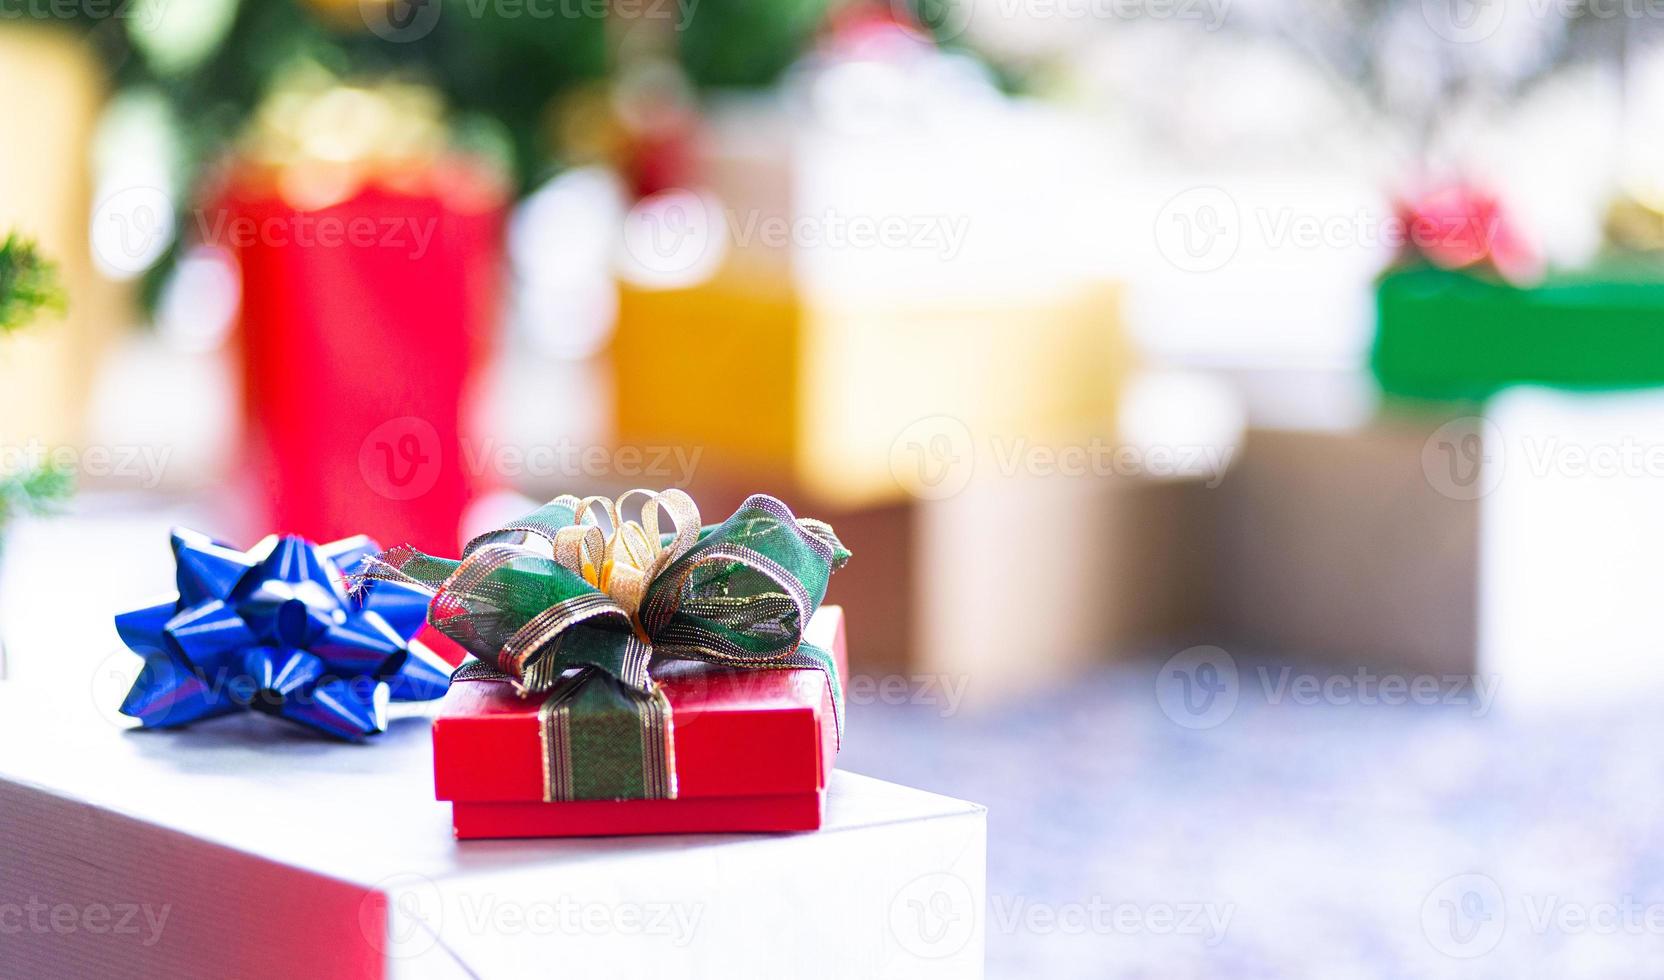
[{"left": 3, "top": 0, "right": 1664, "bottom": 974}]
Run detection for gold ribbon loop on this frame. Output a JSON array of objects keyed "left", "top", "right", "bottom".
[{"left": 553, "top": 488, "right": 701, "bottom": 626}]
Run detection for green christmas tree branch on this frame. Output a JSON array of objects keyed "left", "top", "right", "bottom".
[
  {"left": 0, "top": 234, "right": 73, "bottom": 531},
  {"left": 0, "top": 234, "right": 66, "bottom": 336},
  {"left": 0, "top": 461, "right": 73, "bottom": 526}
]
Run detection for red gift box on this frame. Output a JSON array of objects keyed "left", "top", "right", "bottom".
[
  {"left": 212, "top": 157, "right": 506, "bottom": 555},
  {"left": 433, "top": 606, "right": 847, "bottom": 839}
]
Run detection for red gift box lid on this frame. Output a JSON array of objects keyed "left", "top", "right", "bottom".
[{"left": 433, "top": 606, "right": 846, "bottom": 803}]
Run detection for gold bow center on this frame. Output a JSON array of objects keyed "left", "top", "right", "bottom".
[{"left": 551, "top": 489, "right": 700, "bottom": 628}]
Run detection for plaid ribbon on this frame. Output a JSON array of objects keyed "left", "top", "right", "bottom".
[{"left": 358, "top": 490, "right": 849, "bottom": 802}]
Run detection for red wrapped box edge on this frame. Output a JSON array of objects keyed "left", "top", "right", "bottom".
[
  {"left": 451, "top": 790, "right": 826, "bottom": 838},
  {"left": 436, "top": 606, "right": 846, "bottom": 839}
]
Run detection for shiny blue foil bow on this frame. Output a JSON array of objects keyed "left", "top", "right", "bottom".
[{"left": 115, "top": 529, "right": 454, "bottom": 739}]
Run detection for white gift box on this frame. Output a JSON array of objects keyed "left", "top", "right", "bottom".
[{"left": 0, "top": 680, "right": 985, "bottom": 979}]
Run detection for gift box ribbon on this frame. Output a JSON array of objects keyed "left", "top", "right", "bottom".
[{"left": 359, "top": 490, "right": 849, "bottom": 802}]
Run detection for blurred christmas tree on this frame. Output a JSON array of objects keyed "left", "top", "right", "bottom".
[
  {"left": 15, "top": 0, "right": 870, "bottom": 295},
  {"left": 69, "top": 0, "right": 608, "bottom": 185},
  {"left": 679, "top": 0, "right": 833, "bottom": 87},
  {"left": 0, "top": 235, "right": 72, "bottom": 533}
]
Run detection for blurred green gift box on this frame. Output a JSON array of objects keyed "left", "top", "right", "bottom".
[{"left": 1373, "top": 260, "right": 1664, "bottom": 400}]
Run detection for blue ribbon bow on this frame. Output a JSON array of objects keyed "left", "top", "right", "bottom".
[{"left": 115, "top": 529, "right": 454, "bottom": 739}]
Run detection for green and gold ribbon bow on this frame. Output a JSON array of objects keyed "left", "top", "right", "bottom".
[{"left": 359, "top": 490, "right": 850, "bottom": 802}]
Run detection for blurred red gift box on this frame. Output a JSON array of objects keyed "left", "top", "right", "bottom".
[{"left": 210, "top": 145, "right": 507, "bottom": 556}]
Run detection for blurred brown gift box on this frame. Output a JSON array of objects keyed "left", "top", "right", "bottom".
[
  {"left": 1203, "top": 379, "right": 1482, "bottom": 678},
  {"left": 681, "top": 470, "right": 1212, "bottom": 705}
]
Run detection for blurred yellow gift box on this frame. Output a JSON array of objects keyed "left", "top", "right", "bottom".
[
  {"left": 612, "top": 86, "right": 1129, "bottom": 508},
  {"left": 615, "top": 270, "right": 1125, "bottom": 508},
  {"left": 0, "top": 26, "right": 122, "bottom": 454}
]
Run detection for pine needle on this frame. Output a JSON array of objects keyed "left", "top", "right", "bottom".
[
  {"left": 0, "top": 461, "right": 74, "bottom": 527},
  {"left": 0, "top": 234, "right": 67, "bottom": 335},
  {"left": 0, "top": 234, "right": 73, "bottom": 534}
]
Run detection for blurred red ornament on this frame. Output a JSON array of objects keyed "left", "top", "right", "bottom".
[
  {"left": 210, "top": 155, "right": 507, "bottom": 555},
  {"left": 1396, "top": 184, "right": 1544, "bottom": 285},
  {"left": 628, "top": 127, "right": 696, "bottom": 199},
  {"left": 820, "top": 3, "right": 934, "bottom": 59},
  {"left": 590, "top": 63, "right": 701, "bottom": 199}
]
